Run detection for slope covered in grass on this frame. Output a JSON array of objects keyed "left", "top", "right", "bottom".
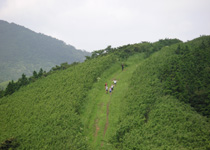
[
  {"left": 159, "top": 36, "right": 210, "bottom": 117},
  {"left": 111, "top": 36, "right": 210, "bottom": 149},
  {"left": 0, "top": 54, "right": 115, "bottom": 149},
  {"left": 1, "top": 36, "right": 210, "bottom": 149},
  {"left": 81, "top": 53, "right": 146, "bottom": 149}
]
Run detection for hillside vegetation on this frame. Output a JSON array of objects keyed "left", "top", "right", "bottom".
[
  {"left": 0, "top": 20, "right": 90, "bottom": 85},
  {"left": 0, "top": 36, "right": 210, "bottom": 149},
  {"left": 159, "top": 36, "right": 210, "bottom": 117},
  {"left": 111, "top": 36, "right": 210, "bottom": 149}
]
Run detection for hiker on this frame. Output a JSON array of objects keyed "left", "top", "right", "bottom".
[
  {"left": 105, "top": 82, "right": 107, "bottom": 88},
  {"left": 113, "top": 79, "right": 117, "bottom": 86},
  {"left": 111, "top": 85, "right": 114, "bottom": 91},
  {"left": 121, "top": 63, "right": 124, "bottom": 71},
  {"left": 109, "top": 87, "right": 112, "bottom": 95},
  {"left": 105, "top": 85, "right": 108, "bottom": 94}
]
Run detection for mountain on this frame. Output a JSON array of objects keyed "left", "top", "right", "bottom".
[
  {"left": 0, "top": 36, "right": 210, "bottom": 149},
  {"left": 0, "top": 20, "right": 90, "bottom": 85}
]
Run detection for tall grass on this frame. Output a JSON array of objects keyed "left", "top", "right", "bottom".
[
  {"left": 0, "top": 54, "right": 114, "bottom": 149},
  {"left": 111, "top": 43, "right": 210, "bottom": 149}
]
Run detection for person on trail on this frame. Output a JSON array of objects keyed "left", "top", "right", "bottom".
[
  {"left": 121, "top": 63, "right": 124, "bottom": 71},
  {"left": 113, "top": 79, "right": 117, "bottom": 86},
  {"left": 105, "top": 85, "right": 108, "bottom": 94},
  {"left": 109, "top": 87, "right": 112, "bottom": 95},
  {"left": 111, "top": 85, "right": 114, "bottom": 91}
]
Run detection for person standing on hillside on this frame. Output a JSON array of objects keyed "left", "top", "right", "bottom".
[
  {"left": 109, "top": 87, "right": 112, "bottom": 95},
  {"left": 111, "top": 84, "right": 114, "bottom": 91},
  {"left": 122, "top": 63, "right": 124, "bottom": 71},
  {"left": 105, "top": 85, "right": 108, "bottom": 94},
  {"left": 113, "top": 79, "right": 117, "bottom": 86}
]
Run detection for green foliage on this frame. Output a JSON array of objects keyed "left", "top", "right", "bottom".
[
  {"left": 50, "top": 62, "right": 79, "bottom": 72},
  {"left": 111, "top": 36, "right": 210, "bottom": 149},
  {"left": 89, "top": 38, "right": 181, "bottom": 61},
  {"left": 114, "top": 38, "right": 181, "bottom": 60},
  {"left": 4, "top": 80, "right": 16, "bottom": 96},
  {"left": 0, "top": 54, "right": 115, "bottom": 149},
  {"left": 38, "top": 68, "right": 43, "bottom": 77},
  {"left": 0, "top": 90, "right": 4, "bottom": 98},
  {"left": 1, "top": 62, "right": 81, "bottom": 98},
  {"left": 1, "top": 35, "right": 210, "bottom": 149},
  {"left": 159, "top": 36, "right": 210, "bottom": 117},
  {"left": 0, "top": 20, "right": 90, "bottom": 84},
  {"left": 90, "top": 50, "right": 105, "bottom": 58},
  {"left": 81, "top": 53, "right": 146, "bottom": 149}
]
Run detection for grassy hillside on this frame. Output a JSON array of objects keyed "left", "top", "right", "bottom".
[
  {"left": 111, "top": 37, "right": 210, "bottom": 149},
  {"left": 159, "top": 36, "right": 210, "bottom": 117},
  {"left": 0, "top": 20, "right": 90, "bottom": 84},
  {"left": 81, "top": 53, "right": 149, "bottom": 149},
  {"left": 1, "top": 36, "right": 210, "bottom": 149},
  {"left": 0, "top": 54, "right": 115, "bottom": 149}
]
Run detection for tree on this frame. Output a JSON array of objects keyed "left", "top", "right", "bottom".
[
  {"left": 91, "top": 50, "right": 105, "bottom": 58},
  {"left": 0, "top": 89, "right": 4, "bottom": 98},
  {"left": 105, "top": 45, "right": 112, "bottom": 53},
  {"left": 4, "top": 80, "right": 16, "bottom": 96},
  {"left": 60, "top": 63, "right": 69, "bottom": 70},
  {"left": 38, "top": 68, "right": 43, "bottom": 77},
  {"left": 85, "top": 56, "right": 91, "bottom": 61},
  {"left": 175, "top": 45, "right": 181, "bottom": 54},
  {"left": 33, "top": 71, "right": 38, "bottom": 78},
  {"left": 19, "top": 74, "right": 29, "bottom": 86},
  {"left": 200, "top": 41, "right": 206, "bottom": 49}
]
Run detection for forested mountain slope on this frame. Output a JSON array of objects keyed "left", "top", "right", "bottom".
[
  {"left": 111, "top": 36, "right": 210, "bottom": 149},
  {"left": 0, "top": 36, "right": 210, "bottom": 149},
  {"left": 0, "top": 20, "right": 90, "bottom": 85}
]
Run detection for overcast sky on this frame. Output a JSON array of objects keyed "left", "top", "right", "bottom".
[{"left": 0, "top": 0, "right": 210, "bottom": 52}]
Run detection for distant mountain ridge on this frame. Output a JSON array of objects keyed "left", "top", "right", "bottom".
[{"left": 0, "top": 20, "right": 90, "bottom": 85}]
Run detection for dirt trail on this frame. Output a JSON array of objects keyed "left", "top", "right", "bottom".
[
  {"left": 94, "top": 102, "right": 104, "bottom": 142},
  {"left": 104, "top": 101, "right": 110, "bottom": 136},
  {"left": 82, "top": 54, "right": 143, "bottom": 149},
  {"left": 94, "top": 118, "right": 100, "bottom": 140},
  {"left": 100, "top": 101, "right": 110, "bottom": 147},
  {"left": 94, "top": 69, "right": 133, "bottom": 148}
]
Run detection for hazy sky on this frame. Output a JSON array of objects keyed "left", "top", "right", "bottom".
[{"left": 0, "top": 0, "right": 210, "bottom": 52}]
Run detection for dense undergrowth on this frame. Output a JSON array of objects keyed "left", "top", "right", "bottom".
[
  {"left": 0, "top": 54, "right": 115, "bottom": 149},
  {"left": 159, "top": 36, "right": 210, "bottom": 117},
  {"left": 1, "top": 36, "right": 210, "bottom": 149},
  {"left": 0, "top": 62, "right": 80, "bottom": 98},
  {"left": 111, "top": 36, "right": 210, "bottom": 149}
]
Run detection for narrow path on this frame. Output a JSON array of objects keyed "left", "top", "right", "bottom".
[
  {"left": 82, "top": 54, "right": 145, "bottom": 149},
  {"left": 101, "top": 101, "right": 110, "bottom": 147},
  {"left": 94, "top": 118, "right": 100, "bottom": 139},
  {"left": 103, "top": 101, "right": 110, "bottom": 137}
]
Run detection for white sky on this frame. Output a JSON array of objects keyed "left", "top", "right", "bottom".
[{"left": 0, "top": 0, "right": 210, "bottom": 52}]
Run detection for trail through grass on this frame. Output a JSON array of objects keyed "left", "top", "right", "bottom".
[{"left": 81, "top": 54, "right": 145, "bottom": 149}]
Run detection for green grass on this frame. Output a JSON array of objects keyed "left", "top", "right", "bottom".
[
  {"left": 0, "top": 54, "right": 114, "bottom": 149},
  {"left": 81, "top": 54, "right": 146, "bottom": 149},
  {"left": 1, "top": 37, "right": 210, "bottom": 149},
  {"left": 111, "top": 44, "right": 210, "bottom": 149}
]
